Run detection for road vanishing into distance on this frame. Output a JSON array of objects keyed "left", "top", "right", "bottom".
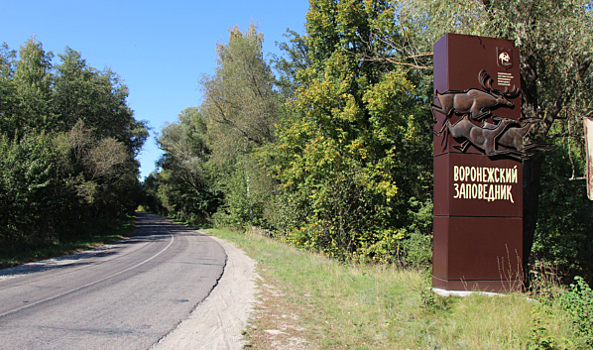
[{"left": 0, "top": 213, "right": 227, "bottom": 350}]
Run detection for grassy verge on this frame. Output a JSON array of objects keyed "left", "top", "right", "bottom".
[
  {"left": 0, "top": 214, "right": 137, "bottom": 270},
  {"left": 204, "top": 227, "right": 579, "bottom": 350}
]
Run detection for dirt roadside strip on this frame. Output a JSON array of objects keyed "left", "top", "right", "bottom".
[{"left": 151, "top": 233, "right": 258, "bottom": 350}]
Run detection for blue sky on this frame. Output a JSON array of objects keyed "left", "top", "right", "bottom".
[{"left": 1, "top": 0, "right": 309, "bottom": 179}]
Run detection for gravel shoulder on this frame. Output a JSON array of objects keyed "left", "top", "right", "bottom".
[{"left": 151, "top": 232, "right": 258, "bottom": 350}]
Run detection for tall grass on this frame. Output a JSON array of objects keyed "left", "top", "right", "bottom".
[{"left": 206, "top": 227, "right": 580, "bottom": 349}]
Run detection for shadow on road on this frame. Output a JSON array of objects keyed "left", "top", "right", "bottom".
[{"left": 0, "top": 213, "right": 190, "bottom": 280}]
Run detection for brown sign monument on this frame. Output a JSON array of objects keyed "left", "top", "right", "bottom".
[{"left": 432, "top": 34, "right": 527, "bottom": 293}]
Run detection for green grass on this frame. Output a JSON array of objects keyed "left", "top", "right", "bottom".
[
  {"left": 0, "top": 214, "right": 136, "bottom": 270},
  {"left": 204, "top": 226, "right": 580, "bottom": 350}
]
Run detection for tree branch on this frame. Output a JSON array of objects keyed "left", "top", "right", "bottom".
[
  {"left": 358, "top": 55, "right": 433, "bottom": 70},
  {"left": 541, "top": 176, "right": 585, "bottom": 190}
]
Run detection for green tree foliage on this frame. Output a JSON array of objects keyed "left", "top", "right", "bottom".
[
  {"left": 272, "top": 30, "right": 311, "bottom": 99},
  {"left": 270, "top": 0, "right": 432, "bottom": 261},
  {"left": 0, "top": 133, "right": 56, "bottom": 252},
  {"left": 0, "top": 38, "right": 147, "bottom": 252},
  {"left": 199, "top": 24, "right": 283, "bottom": 228},
  {"left": 0, "top": 38, "right": 54, "bottom": 135},
  {"left": 200, "top": 24, "right": 280, "bottom": 152},
  {"left": 53, "top": 120, "right": 139, "bottom": 220},
  {"left": 13, "top": 38, "right": 54, "bottom": 131},
  {"left": 534, "top": 125, "right": 593, "bottom": 281},
  {"left": 147, "top": 107, "right": 222, "bottom": 224},
  {"left": 53, "top": 47, "right": 148, "bottom": 155},
  {"left": 0, "top": 43, "right": 19, "bottom": 134}
]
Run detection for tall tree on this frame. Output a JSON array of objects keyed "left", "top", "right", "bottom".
[
  {"left": 0, "top": 39, "right": 148, "bottom": 251},
  {"left": 53, "top": 47, "right": 148, "bottom": 156},
  {"left": 0, "top": 43, "right": 18, "bottom": 134},
  {"left": 0, "top": 133, "right": 57, "bottom": 252},
  {"left": 12, "top": 37, "right": 54, "bottom": 132},
  {"left": 50, "top": 47, "right": 148, "bottom": 223},
  {"left": 200, "top": 23, "right": 283, "bottom": 227},
  {"left": 272, "top": 30, "right": 311, "bottom": 100},
  {"left": 155, "top": 107, "right": 221, "bottom": 222},
  {"left": 271, "top": 0, "right": 432, "bottom": 260},
  {"left": 200, "top": 23, "right": 280, "bottom": 152}
]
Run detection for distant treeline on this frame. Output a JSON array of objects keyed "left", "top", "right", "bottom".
[{"left": 0, "top": 38, "right": 147, "bottom": 253}]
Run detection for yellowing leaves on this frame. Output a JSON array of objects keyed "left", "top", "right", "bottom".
[
  {"left": 363, "top": 72, "right": 413, "bottom": 115},
  {"left": 266, "top": 0, "right": 434, "bottom": 263}
]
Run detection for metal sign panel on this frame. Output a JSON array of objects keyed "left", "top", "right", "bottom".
[
  {"left": 585, "top": 118, "right": 593, "bottom": 200},
  {"left": 432, "top": 34, "right": 523, "bottom": 293}
]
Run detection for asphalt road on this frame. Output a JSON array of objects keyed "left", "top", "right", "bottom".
[{"left": 0, "top": 213, "right": 227, "bottom": 350}]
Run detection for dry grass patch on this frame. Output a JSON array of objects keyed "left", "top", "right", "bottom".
[{"left": 243, "top": 280, "right": 313, "bottom": 349}]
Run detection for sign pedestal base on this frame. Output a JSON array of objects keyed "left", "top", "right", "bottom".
[{"left": 432, "top": 215, "right": 523, "bottom": 293}]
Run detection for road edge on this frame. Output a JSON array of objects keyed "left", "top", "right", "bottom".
[{"left": 150, "top": 231, "right": 258, "bottom": 350}]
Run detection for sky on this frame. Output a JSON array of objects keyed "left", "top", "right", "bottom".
[{"left": 1, "top": 0, "right": 310, "bottom": 180}]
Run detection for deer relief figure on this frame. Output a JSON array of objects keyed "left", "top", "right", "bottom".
[
  {"left": 496, "top": 118, "right": 546, "bottom": 151},
  {"left": 433, "top": 115, "right": 523, "bottom": 158},
  {"left": 471, "top": 117, "right": 535, "bottom": 150},
  {"left": 431, "top": 70, "right": 520, "bottom": 122},
  {"left": 486, "top": 118, "right": 551, "bottom": 157}
]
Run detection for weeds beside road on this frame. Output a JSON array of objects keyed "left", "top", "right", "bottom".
[{"left": 205, "top": 227, "right": 582, "bottom": 350}]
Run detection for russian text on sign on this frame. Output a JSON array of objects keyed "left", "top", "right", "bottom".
[{"left": 452, "top": 165, "right": 517, "bottom": 203}]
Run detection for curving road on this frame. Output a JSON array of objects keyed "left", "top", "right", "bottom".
[{"left": 0, "top": 213, "right": 227, "bottom": 350}]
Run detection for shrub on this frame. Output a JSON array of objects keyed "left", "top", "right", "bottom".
[
  {"left": 400, "top": 198, "right": 433, "bottom": 268},
  {"left": 557, "top": 276, "right": 593, "bottom": 346}
]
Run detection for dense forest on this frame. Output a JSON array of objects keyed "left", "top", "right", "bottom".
[
  {"left": 141, "top": 0, "right": 593, "bottom": 288},
  {"left": 2, "top": 0, "right": 592, "bottom": 290},
  {"left": 0, "top": 38, "right": 148, "bottom": 253}
]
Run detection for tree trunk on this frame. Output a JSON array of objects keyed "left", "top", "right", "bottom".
[
  {"left": 244, "top": 142, "right": 253, "bottom": 221},
  {"left": 522, "top": 151, "right": 544, "bottom": 285}
]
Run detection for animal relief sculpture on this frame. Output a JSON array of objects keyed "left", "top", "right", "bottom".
[
  {"left": 431, "top": 70, "right": 519, "bottom": 121},
  {"left": 434, "top": 115, "right": 523, "bottom": 158},
  {"left": 435, "top": 116, "right": 551, "bottom": 160},
  {"left": 432, "top": 70, "right": 548, "bottom": 159}
]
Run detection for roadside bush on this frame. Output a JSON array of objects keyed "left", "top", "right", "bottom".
[
  {"left": 211, "top": 166, "right": 269, "bottom": 230},
  {"left": 284, "top": 171, "right": 404, "bottom": 262},
  {"left": 400, "top": 198, "right": 433, "bottom": 268},
  {"left": 558, "top": 276, "right": 593, "bottom": 346},
  {"left": 262, "top": 190, "right": 306, "bottom": 238}
]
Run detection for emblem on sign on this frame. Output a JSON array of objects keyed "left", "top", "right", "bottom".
[{"left": 497, "top": 47, "right": 513, "bottom": 69}]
